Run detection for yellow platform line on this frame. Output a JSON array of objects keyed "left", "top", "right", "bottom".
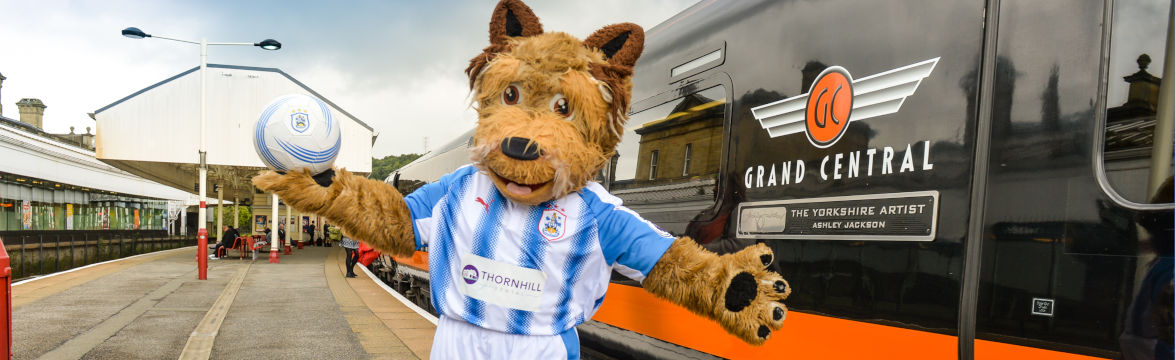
[
  {"left": 327, "top": 248, "right": 430, "bottom": 359},
  {"left": 178, "top": 262, "right": 252, "bottom": 360}
]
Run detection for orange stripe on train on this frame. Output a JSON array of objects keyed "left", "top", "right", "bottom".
[
  {"left": 391, "top": 252, "right": 1106, "bottom": 360},
  {"left": 593, "top": 283, "right": 1108, "bottom": 360}
]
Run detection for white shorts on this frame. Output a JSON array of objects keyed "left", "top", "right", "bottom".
[{"left": 430, "top": 315, "right": 580, "bottom": 360}]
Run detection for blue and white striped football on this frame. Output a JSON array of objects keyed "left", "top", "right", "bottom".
[{"left": 253, "top": 94, "right": 341, "bottom": 174}]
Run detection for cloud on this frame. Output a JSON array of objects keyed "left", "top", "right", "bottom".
[{"left": 0, "top": 0, "right": 699, "bottom": 156}]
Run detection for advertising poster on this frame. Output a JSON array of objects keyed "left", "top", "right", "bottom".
[
  {"left": 255, "top": 215, "right": 268, "bottom": 230},
  {"left": 21, "top": 200, "right": 31, "bottom": 230},
  {"left": 134, "top": 209, "right": 140, "bottom": 229},
  {"left": 302, "top": 216, "right": 310, "bottom": 232},
  {"left": 66, "top": 204, "right": 74, "bottom": 230}
]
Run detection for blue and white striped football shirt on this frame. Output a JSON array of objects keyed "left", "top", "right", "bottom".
[{"left": 403, "top": 165, "right": 675, "bottom": 336}]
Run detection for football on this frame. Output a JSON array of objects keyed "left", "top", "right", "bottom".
[{"left": 253, "top": 94, "right": 341, "bottom": 174}]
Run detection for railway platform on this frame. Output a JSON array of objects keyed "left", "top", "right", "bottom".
[{"left": 10, "top": 245, "right": 435, "bottom": 359}]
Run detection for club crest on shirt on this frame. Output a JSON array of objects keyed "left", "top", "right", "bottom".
[{"left": 539, "top": 209, "right": 567, "bottom": 241}]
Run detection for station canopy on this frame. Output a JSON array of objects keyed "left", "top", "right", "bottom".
[{"left": 93, "top": 64, "right": 376, "bottom": 202}]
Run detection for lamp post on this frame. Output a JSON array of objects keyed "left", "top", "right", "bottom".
[{"left": 122, "top": 27, "right": 280, "bottom": 280}]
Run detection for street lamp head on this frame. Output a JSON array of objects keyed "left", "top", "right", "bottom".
[
  {"left": 256, "top": 39, "right": 281, "bottom": 51},
  {"left": 121, "top": 27, "right": 150, "bottom": 39}
]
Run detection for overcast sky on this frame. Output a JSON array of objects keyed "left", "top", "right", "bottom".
[{"left": 0, "top": 0, "right": 697, "bottom": 157}]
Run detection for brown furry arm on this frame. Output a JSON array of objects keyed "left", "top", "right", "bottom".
[
  {"left": 642, "top": 237, "right": 790, "bottom": 345},
  {"left": 252, "top": 168, "right": 416, "bottom": 257}
]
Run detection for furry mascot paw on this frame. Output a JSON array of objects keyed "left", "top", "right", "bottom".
[
  {"left": 252, "top": 168, "right": 416, "bottom": 257},
  {"left": 644, "top": 238, "right": 790, "bottom": 345}
]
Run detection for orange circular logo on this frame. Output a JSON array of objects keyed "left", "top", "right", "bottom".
[{"left": 805, "top": 67, "right": 854, "bottom": 148}]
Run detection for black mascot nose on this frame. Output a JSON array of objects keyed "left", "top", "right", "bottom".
[{"left": 501, "top": 137, "right": 542, "bottom": 160}]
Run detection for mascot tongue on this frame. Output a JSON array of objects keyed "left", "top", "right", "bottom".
[{"left": 506, "top": 181, "right": 534, "bottom": 196}]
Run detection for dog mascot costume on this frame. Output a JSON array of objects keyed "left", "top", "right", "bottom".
[{"left": 254, "top": 0, "right": 790, "bottom": 357}]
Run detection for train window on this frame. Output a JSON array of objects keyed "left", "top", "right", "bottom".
[
  {"left": 608, "top": 85, "right": 726, "bottom": 233},
  {"left": 1101, "top": 0, "right": 1173, "bottom": 204},
  {"left": 612, "top": 85, "right": 726, "bottom": 187}
]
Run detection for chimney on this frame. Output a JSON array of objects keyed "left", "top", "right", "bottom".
[
  {"left": 84, "top": 126, "right": 94, "bottom": 148},
  {"left": 16, "top": 98, "right": 45, "bottom": 129},
  {"left": 0, "top": 72, "right": 6, "bottom": 117},
  {"left": 1123, "top": 54, "right": 1161, "bottom": 111},
  {"left": 801, "top": 61, "right": 828, "bottom": 94}
]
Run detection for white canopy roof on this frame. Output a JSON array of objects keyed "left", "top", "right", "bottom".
[
  {"left": 93, "top": 64, "right": 376, "bottom": 202},
  {"left": 0, "top": 120, "right": 191, "bottom": 201}
]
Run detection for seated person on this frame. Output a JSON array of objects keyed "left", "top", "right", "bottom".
[{"left": 211, "top": 225, "right": 239, "bottom": 259}]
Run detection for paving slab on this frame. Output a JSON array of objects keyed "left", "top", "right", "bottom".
[{"left": 10, "top": 244, "right": 435, "bottom": 360}]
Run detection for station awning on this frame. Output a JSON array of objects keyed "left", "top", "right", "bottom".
[{"left": 93, "top": 64, "right": 376, "bottom": 202}]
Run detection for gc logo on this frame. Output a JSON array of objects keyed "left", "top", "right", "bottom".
[{"left": 805, "top": 67, "right": 853, "bottom": 148}]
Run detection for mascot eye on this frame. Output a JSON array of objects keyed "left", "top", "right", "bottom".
[
  {"left": 501, "top": 84, "right": 521, "bottom": 105},
  {"left": 550, "top": 94, "right": 573, "bottom": 120}
]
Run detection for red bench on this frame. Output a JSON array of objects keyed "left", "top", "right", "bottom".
[{"left": 215, "top": 236, "right": 267, "bottom": 260}]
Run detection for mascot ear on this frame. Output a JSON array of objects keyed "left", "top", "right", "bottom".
[
  {"left": 489, "top": 0, "right": 543, "bottom": 46},
  {"left": 583, "top": 23, "right": 644, "bottom": 69}
]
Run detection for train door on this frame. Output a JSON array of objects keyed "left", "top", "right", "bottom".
[{"left": 972, "top": 0, "right": 1173, "bottom": 358}]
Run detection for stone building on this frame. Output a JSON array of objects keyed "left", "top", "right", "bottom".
[{"left": 631, "top": 90, "right": 724, "bottom": 185}]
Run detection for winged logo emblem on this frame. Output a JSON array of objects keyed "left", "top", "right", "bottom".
[{"left": 751, "top": 57, "right": 939, "bottom": 148}]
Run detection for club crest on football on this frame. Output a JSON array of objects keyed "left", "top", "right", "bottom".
[{"left": 290, "top": 108, "right": 311, "bottom": 134}]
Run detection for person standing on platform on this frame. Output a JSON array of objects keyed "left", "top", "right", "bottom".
[
  {"left": 278, "top": 223, "right": 287, "bottom": 249},
  {"left": 322, "top": 223, "right": 332, "bottom": 247},
  {"left": 308, "top": 222, "right": 317, "bottom": 246},
  {"left": 340, "top": 233, "right": 359, "bottom": 278}
]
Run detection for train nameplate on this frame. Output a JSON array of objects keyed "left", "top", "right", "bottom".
[{"left": 737, "top": 191, "right": 938, "bottom": 241}]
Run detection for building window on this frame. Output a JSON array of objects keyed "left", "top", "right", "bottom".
[
  {"left": 649, "top": 150, "right": 659, "bottom": 180},
  {"left": 683, "top": 143, "right": 693, "bottom": 177}
]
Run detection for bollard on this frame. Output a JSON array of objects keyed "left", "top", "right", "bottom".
[
  {"left": 197, "top": 229, "right": 208, "bottom": 280},
  {"left": 1, "top": 237, "right": 12, "bottom": 359}
]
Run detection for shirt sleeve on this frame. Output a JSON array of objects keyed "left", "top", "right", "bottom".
[
  {"left": 401, "top": 165, "right": 478, "bottom": 250},
  {"left": 582, "top": 183, "right": 675, "bottom": 283}
]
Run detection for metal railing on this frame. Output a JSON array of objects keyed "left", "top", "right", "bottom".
[{"left": 0, "top": 230, "right": 196, "bottom": 281}]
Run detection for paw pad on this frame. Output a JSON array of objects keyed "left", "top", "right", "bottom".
[
  {"left": 759, "top": 254, "right": 773, "bottom": 267},
  {"left": 757, "top": 325, "right": 770, "bottom": 339},
  {"left": 773, "top": 306, "right": 785, "bottom": 321},
  {"left": 724, "top": 272, "right": 757, "bottom": 312},
  {"left": 773, "top": 280, "right": 788, "bottom": 293}
]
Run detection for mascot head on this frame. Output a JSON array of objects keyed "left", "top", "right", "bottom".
[{"left": 466, "top": 0, "right": 643, "bottom": 205}]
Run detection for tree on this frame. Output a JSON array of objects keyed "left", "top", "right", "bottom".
[
  {"left": 370, "top": 153, "right": 423, "bottom": 181},
  {"left": 215, "top": 205, "right": 253, "bottom": 234}
]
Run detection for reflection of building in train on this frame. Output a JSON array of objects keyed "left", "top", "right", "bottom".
[
  {"left": 1104, "top": 54, "right": 1166, "bottom": 203},
  {"left": 1106, "top": 54, "right": 1162, "bottom": 151},
  {"left": 631, "top": 91, "right": 725, "bottom": 184}
]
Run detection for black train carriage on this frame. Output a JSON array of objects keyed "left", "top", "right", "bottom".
[{"left": 389, "top": 0, "right": 1174, "bottom": 358}]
